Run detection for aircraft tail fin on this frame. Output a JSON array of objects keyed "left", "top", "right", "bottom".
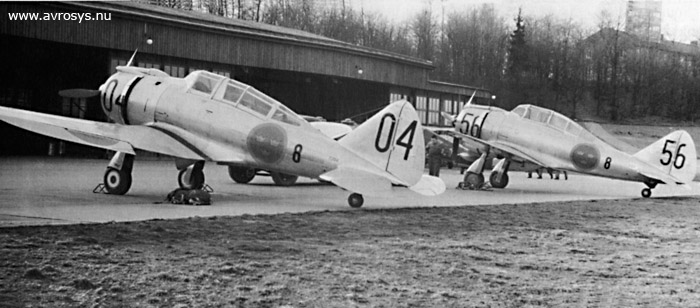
[
  {"left": 339, "top": 100, "right": 426, "bottom": 187},
  {"left": 633, "top": 130, "right": 697, "bottom": 183}
]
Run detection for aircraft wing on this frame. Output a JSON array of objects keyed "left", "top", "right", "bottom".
[
  {"left": 450, "top": 131, "right": 562, "bottom": 169},
  {"left": 0, "top": 106, "right": 246, "bottom": 163}
]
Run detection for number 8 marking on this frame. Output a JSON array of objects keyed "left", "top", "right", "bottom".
[{"left": 292, "top": 144, "right": 302, "bottom": 163}]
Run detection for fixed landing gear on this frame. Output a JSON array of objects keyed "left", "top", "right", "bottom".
[
  {"left": 348, "top": 193, "right": 364, "bottom": 208},
  {"left": 489, "top": 158, "right": 511, "bottom": 189},
  {"left": 489, "top": 171, "right": 509, "bottom": 189},
  {"left": 465, "top": 172, "right": 485, "bottom": 188},
  {"left": 102, "top": 152, "right": 134, "bottom": 195},
  {"left": 641, "top": 182, "right": 657, "bottom": 198},
  {"left": 178, "top": 161, "right": 205, "bottom": 190},
  {"left": 228, "top": 166, "right": 256, "bottom": 184},
  {"left": 271, "top": 171, "right": 298, "bottom": 186}
]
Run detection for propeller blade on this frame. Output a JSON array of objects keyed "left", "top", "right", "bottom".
[
  {"left": 465, "top": 91, "right": 477, "bottom": 106},
  {"left": 440, "top": 111, "right": 455, "bottom": 123},
  {"left": 58, "top": 89, "right": 100, "bottom": 98},
  {"left": 126, "top": 49, "right": 138, "bottom": 67},
  {"left": 451, "top": 137, "right": 461, "bottom": 162}
]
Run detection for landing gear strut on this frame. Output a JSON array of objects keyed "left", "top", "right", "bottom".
[
  {"left": 102, "top": 151, "right": 134, "bottom": 195},
  {"left": 178, "top": 161, "right": 205, "bottom": 190},
  {"left": 489, "top": 158, "right": 511, "bottom": 189}
]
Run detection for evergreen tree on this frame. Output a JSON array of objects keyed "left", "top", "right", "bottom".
[{"left": 507, "top": 9, "right": 528, "bottom": 78}]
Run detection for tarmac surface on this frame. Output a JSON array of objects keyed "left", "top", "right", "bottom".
[{"left": 1, "top": 156, "right": 699, "bottom": 227}]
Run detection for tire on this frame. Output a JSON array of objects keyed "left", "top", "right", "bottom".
[
  {"left": 489, "top": 172, "right": 509, "bottom": 189},
  {"left": 348, "top": 193, "right": 364, "bottom": 208},
  {"left": 228, "top": 166, "right": 256, "bottom": 184},
  {"left": 178, "top": 168, "right": 205, "bottom": 190},
  {"left": 271, "top": 172, "right": 298, "bottom": 186},
  {"left": 465, "top": 172, "right": 485, "bottom": 188},
  {"left": 641, "top": 188, "right": 652, "bottom": 198},
  {"left": 103, "top": 167, "right": 132, "bottom": 195}
]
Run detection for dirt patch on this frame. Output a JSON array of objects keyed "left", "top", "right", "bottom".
[{"left": 2, "top": 197, "right": 700, "bottom": 307}]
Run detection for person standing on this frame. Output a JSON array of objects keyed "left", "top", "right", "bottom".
[{"left": 426, "top": 135, "right": 443, "bottom": 177}]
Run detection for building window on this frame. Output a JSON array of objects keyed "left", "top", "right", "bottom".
[
  {"left": 138, "top": 62, "right": 160, "bottom": 70},
  {"left": 442, "top": 98, "right": 453, "bottom": 126},
  {"left": 415, "top": 95, "right": 427, "bottom": 125},
  {"left": 62, "top": 97, "right": 86, "bottom": 118},
  {"left": 164, "top": 65, "right": 186, "bottom": 77},
  {"left": 212, "top": 70, "right": 230, "bottom": 78},
  {"left": 0, "top": 88, "right": 32, "bottom": 109},
  {"left": 110, "top": 58, "right": 128, "bottom": 74},
  {"left": 428, "top": 97, "right": 440, "bottom": 125}
]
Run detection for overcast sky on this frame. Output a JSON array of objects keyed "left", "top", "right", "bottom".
[{"left": 355, "top": 0, "right": 700, "bottom": 43}]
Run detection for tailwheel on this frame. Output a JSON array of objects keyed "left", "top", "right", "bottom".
[
  {"left": 489, "top": 171, "right": 509, "bottom": 189},
  {"left": 348, "top": 193, "right": 364, "bottom": 208},
  {"left": 228, "top": 166, "right": 256, "bottom": 184},
  {"left": 103, "top": 167, "right": 132, "bottom": 195},
  {"left": 178, "top": 161, "right": 205, "bottom": 190},
  {"left": 465, "top": 172, "right": 485, "bottom": 188},
  {"left": 271, "top": 172, "right": 298, "bottom": 186},
  {"left": 641, "top": 188, "right": 652, "bottom": 198}
]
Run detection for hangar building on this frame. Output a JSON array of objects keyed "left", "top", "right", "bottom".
[{"left": 0, "top": 1, "right": 492, "bottom": 156}]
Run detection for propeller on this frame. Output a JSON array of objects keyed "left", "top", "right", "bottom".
[
  {"left": 58, "top": 89, "right": 100, "bottom": 99},
  {"left": 451, "top": 136, "right": 461, "bottom": 163},
  {"left": 58, "top": 50, "right": 138, "bottom": 99},
  {"left": 126, "top": 49, "right": 138, "bottom": 67}
]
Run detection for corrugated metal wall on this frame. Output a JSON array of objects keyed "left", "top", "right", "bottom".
[{"left": 0, "top": 2, "right": 429, "bottom": 88}]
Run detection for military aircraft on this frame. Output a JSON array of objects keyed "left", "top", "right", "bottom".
[
  {"left": 0, "top": 58, "right": 445, "bottom": 207},
  {"left": 441, "top": 102, "right": 697, "bottom": 198}
]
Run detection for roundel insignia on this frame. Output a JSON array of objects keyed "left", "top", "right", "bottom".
[
  {"left": 246, "top": 123, "right": 287, "bottom": 164},
  {"left": 570, "top": 143, "right": 600, "bottom": 171}
]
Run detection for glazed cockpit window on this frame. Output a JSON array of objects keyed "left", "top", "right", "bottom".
[
  {"left": 239, "top": 92, "right": 272, "bottom": 116},
  {"left": 223, "top": 82, "right": 245, "bottom": 104},
  {"left": 271, "top": 106, "right": 300, "bottom": 126},
  {"left": 188, "top": 71, "right": 223, "bottom": 95}
]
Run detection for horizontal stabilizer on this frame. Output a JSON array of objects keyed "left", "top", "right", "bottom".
[
  {"left": 320, "top": 167, "right": 392, "bottom": 196},
  {"left": 409, "top": 175, "right": 446, "bottom": 196}
]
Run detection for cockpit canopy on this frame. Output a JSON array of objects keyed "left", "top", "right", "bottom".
[
  {"left": 511, "top": 104, "right": 594, "bottom": 140},
  {"left": 184, "top": 70, "right": 307, "bottom": 127}
]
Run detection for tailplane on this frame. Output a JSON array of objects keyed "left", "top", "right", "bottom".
[
  {"left": 633, "top": 130, "right": 697, "bottom": 183},
  {"left": 339, "top": 100, "right": 428, "bottom": 187}
]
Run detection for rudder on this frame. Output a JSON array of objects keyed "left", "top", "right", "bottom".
[
  {"left": 633, "top": 130, "right": 697, "bottom": 183},
  {"left": 339, "top": 100, "right": 425, "bottom": 186}
]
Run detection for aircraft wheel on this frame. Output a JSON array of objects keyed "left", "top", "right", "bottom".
[
  {"left": 271, "top": 172, "right": 298, "bottom": 186},
  {"left": 178, "top": 167, "right": 205, "bottom": 190},
  {"left": 348, "top": 193, "right": 364, "bottom": 208},
  {"left": 228, "top": 166, "right": 256, "bottom": 184},
  {"left": 103, "top": 167, "right": 132, "bottom": 195},
  {"left": 489, "top": 172, "right": 509, "bottom": 189},
  {"left": 465, "top": 172, "right": 485, "bottom": 188},
  {"left": 641, "top": 188, "right": 652, "bottom": 198}
]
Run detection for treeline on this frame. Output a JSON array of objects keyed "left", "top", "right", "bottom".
[{"left": 153, "top": 0, "right": 700, "bottom": 122}]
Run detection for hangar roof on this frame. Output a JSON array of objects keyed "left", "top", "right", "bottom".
[{"left": 70, "top": 1, "right": 434, "bottom": 69}]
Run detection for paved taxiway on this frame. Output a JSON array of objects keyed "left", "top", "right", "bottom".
[{"left": 1, "top": 157, "right": 698, "bottom": 226}]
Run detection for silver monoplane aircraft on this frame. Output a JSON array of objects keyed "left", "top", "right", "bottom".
[
  {"left": 0, "top": 58, "right": 445, "bottom": 207},
  {"left": 442, "top": 102, "right": 696, "bottom": 198}
]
